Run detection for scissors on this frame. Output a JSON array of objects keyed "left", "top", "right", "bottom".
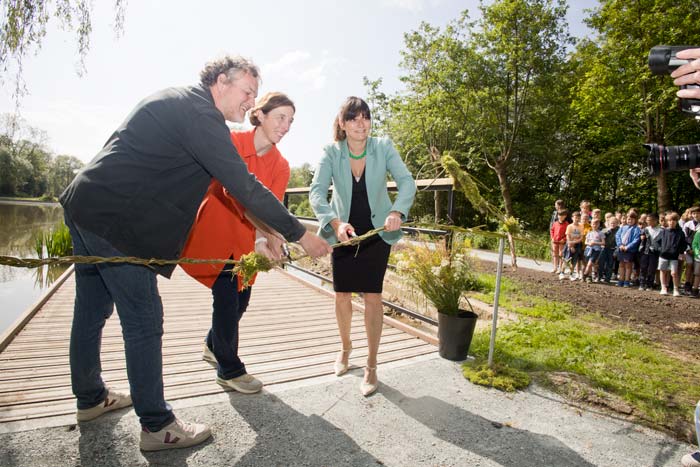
[{"left": 281, "top": 243, "right": 292, "bottom": 262}]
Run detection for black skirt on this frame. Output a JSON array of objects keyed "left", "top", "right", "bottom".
[{"left": 331, "top": 171, "right": 391, "bottom": 293}]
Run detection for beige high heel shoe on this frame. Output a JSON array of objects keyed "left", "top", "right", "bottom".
[
  {"left": 360, "top": 366, "right": 378, "bottom": 396},
  {"left": 333, "top": 348, "right": 352, "bottom": 376}
]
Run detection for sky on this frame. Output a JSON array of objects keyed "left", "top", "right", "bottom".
[{"left": 0, "top": 0, "right": 592, "bottom": 169}]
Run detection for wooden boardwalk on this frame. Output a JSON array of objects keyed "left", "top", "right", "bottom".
[{"left": 0, "top": 267, "right": 436, "bottom": 424}]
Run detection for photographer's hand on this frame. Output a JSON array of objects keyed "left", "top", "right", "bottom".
[
  {"left": 671, "top": 48, "right": 700, "bottom": 99},
  {"left": 691, "top": 168, "right": 700, "bottom": 190}
]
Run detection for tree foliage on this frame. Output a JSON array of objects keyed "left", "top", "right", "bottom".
[
  {"left": 0, "top": 0, "right": 126, "bottom": 97},
  {"left": 367, "top": 0, "right": 700, "bottom": 232}
]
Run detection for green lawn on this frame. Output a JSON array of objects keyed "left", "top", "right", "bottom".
[{"left": 465, "top": 274, "right": 699, "bottom": 440}]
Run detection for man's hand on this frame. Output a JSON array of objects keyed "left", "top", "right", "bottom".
[
  {"left": 384, "top": 211, "right": 403, "bottom": 232},
  {"left": 671, "top": 48, "right": 700, "bottom": 99},
  {"left": 254, "top": 232, "right": 285, "bottom": 261},
  {"left": 297, "top": 231, "right": 332, "bottom": 258}
]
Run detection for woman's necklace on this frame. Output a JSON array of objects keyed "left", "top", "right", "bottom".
[{"left": 348, "top": 148, "right": 366, "bottom": 160}]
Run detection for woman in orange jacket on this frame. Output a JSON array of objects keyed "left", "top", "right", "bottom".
[{"left": 181, "top": 92, "right": 295, "bottom": 394}]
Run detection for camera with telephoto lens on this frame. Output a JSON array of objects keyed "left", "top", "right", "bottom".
[{"left": 645, "top": 45, "right": 700, "bottom": 176}]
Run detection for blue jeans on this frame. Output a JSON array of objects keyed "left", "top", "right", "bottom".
[
  {"left": 65, "top": 214, "right": 174, "bottom": 431},
  {"left": 598, "top": 248, "right": 614, "bottom": 281},
  {"left": 206, "top": 265, "right": 252, "bottom": 380}
]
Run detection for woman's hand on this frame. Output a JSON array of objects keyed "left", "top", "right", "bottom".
[
  {"left": 384, "top": 211, "right": 403, "bottom": 232},
  {"left": 334, "top": 222, "right": 355, "bottom": 242}
]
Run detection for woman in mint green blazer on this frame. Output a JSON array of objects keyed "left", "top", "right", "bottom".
[{"left": 309, "top": 97, "right": 416, "bottom": 396}]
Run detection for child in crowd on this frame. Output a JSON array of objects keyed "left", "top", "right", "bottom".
[
  {"left": 580, "top": 200, "right": 591, "bottom": 219},
  {"left": 598, "top": 217, "right": 620, "bottom": 283},
  {"left": 549, "top": 200, "right": 565, "bottom": 228},
  {"left": 549, "top": 200, "right": 566, "bottom": 273},
  {"left": 604, "top": 212, "right": 613, "bottom": 226},
  {"left": 582, "top": 218, "right": 604, "bottom": 282},
  {"left": 592, "top": 208, "right": 602, "bottom": 225},
  {"left": 612, "top": 212, "right": 626, "bottom": 280},
  {"left": 659, "top": 212, "right": 687, "bottom": 297},
  {"left": 615, "top": 210, "right": 641, "bottom": 287},
  {"left": 639, "top": 213, "right": 662, "bottom": 291},
  {"left": 565, "top": 211, "right": 584, "bottom": 281},
  {"left": 682, "top": 207, "right": 699, "bottom": 294},
  {"left": 581, "top": 212, "right": 592, "bottom": 245},
  {"left": 550, "top": 209, "right": 570, "bottom": 276},
  {"left": 692, "top": 226, "right": 700, "bottom": 298},
  {"left": 632, "top": 213, "right": 647, "bottom": 285}
]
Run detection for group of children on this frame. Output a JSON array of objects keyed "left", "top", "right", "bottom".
[{"left": 549, "top": 200, "right": 700, "bottom": 298}]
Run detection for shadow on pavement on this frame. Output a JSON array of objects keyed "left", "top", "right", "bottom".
[
  {"left": 380, "top": 383, "right": 596, "bottom": 467},
  {"left": 226, "top": 390, "right": 381, "bottom": 466}
]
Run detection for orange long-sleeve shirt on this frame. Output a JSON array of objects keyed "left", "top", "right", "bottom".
[{"left": 180, "top": 128, "right": 290, "bottom": 289}]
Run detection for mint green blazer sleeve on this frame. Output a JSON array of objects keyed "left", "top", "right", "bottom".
[
  {"left": 309, "top": 143, "right": 345, "bottom": 243},
  {"left": 309, "top": 137, "right": 416, "bottom": 245}
]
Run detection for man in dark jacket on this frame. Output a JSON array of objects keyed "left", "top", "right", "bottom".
[{"left": 60, "top": 56, "right": 331, "bottom": 451}]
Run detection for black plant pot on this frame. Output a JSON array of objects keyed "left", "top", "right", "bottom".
[{"left": 437, "top": 310, "right": 478, "bottom": 361}]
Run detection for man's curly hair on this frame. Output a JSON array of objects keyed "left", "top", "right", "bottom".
[{"left": 199, "top": 55, "right": 260, "bottom": 87}]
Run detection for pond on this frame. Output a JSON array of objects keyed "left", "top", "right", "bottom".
[{"left": 0, "top": 201, "right": 68, "bottom": 335}]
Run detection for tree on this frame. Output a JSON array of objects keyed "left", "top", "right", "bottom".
[
  {"left": 465, "top": 0, "right": 572, "bottom": 219},
  {"left": 368, "top": 1, "right": 572, "bottom": 228},
  {"left": 0, "top": 0, "right": 127, "bottom": 98},
  {"left": 50, "top": 154, "right": 82, "bottom": 196},
  {"left": 288, "top": 163, "right": 314, "bottom": 188}
]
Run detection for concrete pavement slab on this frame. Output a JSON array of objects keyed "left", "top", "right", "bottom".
[{"left": 0, "top": 353, "right": 693, "bottom": 466}]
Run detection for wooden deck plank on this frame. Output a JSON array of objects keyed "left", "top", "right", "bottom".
[
  {"left": 0, "top": 267, "right": 437, "bottom": 423},
  {"left": 0, "top": 345, "right": 437, "bottom": 422},
  {"left": 0, "top": 332, "right": 419, "bottom": 393}
]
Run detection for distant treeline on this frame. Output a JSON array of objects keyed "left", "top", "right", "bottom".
[{"left": 0, "top": 114, "right": 84, "bottom": 200}]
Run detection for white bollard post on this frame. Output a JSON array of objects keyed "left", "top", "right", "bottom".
[{"left": 488, "top": 237, "right": 506, "bottom": 367}]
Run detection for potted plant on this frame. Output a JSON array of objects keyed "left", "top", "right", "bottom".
[{"left": 395, "top": 241, "right": 479, "bottom": 361}]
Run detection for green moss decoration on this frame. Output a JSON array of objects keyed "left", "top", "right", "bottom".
[
  {"left": 462, "top": 359, "right": 531, "bottom": 392},
  {"left": 234, "top": 252, "right": 274, "bottom": 288}
]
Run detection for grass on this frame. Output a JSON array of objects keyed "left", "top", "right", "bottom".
[
  {"left": 34, "top": 222, "right": 72, "bottom": 258},
  {"left": 463, "top": 273, "right": 700, "bottom": 438}
]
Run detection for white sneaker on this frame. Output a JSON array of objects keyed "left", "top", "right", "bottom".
[
  {"left": 682, "top": 451, "right": 700, "bottom": 467},
  {"left": 216, "top": 373, "right": 263, "bottom": 394},
  {"left": 570, "top": 272, "right": 577, "bottom": 281},
  {"left": 76, "top": 389, "right": 132, "bottom": 422},
  {"left": 558, "top": 272, "right": 565, "bottom": 281},
  {"left": 202, "top": 344, "right": 217, "bottom": 366},
  {"left": 673, "top": 290, "right": 681, "bottom": 297},
  {"left": 659, "top": 288, "right": 668, "bottom": 296},
  {"left": 140, "top": 418, "right": 211, "bottom": 451}
]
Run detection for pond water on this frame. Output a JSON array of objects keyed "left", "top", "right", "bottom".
[{"left": 0, "top": 201, "right": 67, "bottom": 335}]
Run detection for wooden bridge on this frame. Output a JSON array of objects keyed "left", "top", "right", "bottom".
[{"left": 0, "top": 266, "right": 437, "bottom": 425}]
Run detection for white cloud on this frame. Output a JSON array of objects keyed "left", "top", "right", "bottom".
[
  {"left": 263, "top": 50, "right": 312, "bottom": 74},
  {"left": 262, "top": 50, "right": 346, "bottom": 91},
  {"left": 380, "top": 0, "right": 426, "bottom": 12}
]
